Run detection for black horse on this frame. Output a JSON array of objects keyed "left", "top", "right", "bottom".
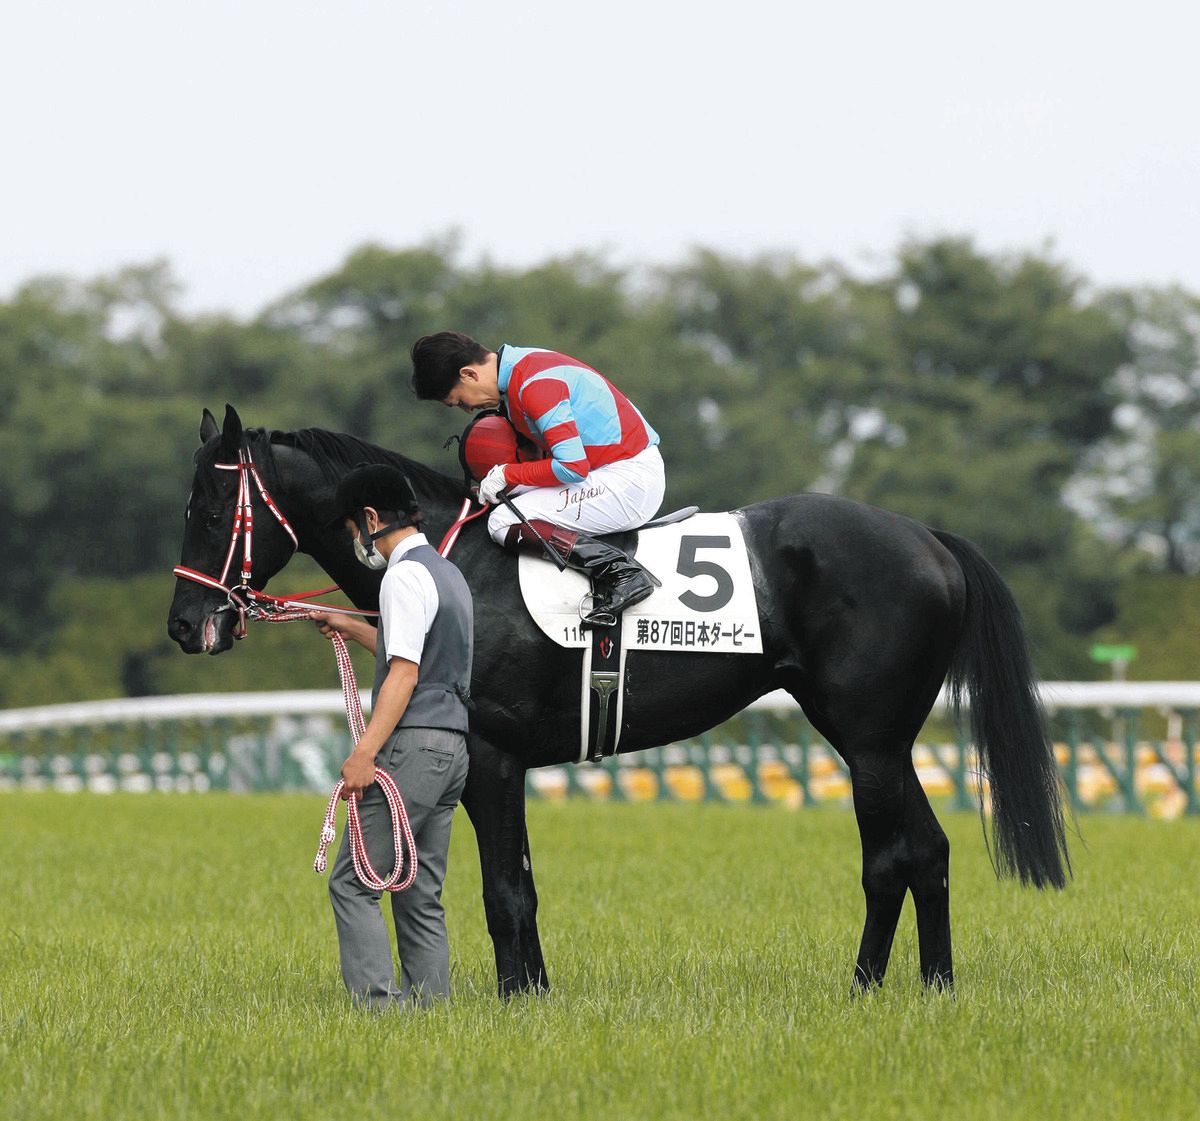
[{"left": 168, "top": 405, "right": 1069, "bottom": 995}]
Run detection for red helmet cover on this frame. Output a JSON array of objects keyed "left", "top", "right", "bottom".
[{"left": 457, "top": 412, "right": 544, "bottom": 482}]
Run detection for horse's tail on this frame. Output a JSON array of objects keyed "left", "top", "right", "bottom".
[{"left": 932, "top": 529, "right": 1070, "bottom": 890}]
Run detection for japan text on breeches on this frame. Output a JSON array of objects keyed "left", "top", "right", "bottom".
[{"left": 486, "top": 446, "right": 665, "bottom": 544}]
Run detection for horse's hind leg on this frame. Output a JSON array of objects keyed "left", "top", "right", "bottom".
[
  {"left": 843, "top": 742, "right": 953, "bottom": 991},
  {"left": 845, "top": 746, "right": 910, "bottom": 990},
  {"left": 903, "top": 767, "right": 952, "bottom": 989},
  {"left": 460, "top": 734, "right": 549, "bottom": 997}
]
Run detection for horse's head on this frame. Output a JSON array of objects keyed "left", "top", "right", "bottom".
[{"left": 167, "top": 405, "right": 301, "bottom": 655}]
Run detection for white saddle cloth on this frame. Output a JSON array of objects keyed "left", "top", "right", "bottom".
[{"left": 518, "top": 511, "right": 763, "bottom": 654}]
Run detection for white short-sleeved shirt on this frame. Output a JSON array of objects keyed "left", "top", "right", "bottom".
[{"left": 379, "top": 533, "right": 440, "bottom": 665}]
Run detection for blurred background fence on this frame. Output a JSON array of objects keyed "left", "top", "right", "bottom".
[{"left": 2, "top": 684, "right": 1196, "bottom": 818}]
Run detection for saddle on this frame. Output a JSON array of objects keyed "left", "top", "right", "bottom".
[{"left": 593, "top": 505, "right": 700, "bottom": 556}]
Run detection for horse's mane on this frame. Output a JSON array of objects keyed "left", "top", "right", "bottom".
[
  {"left": 269, "top": 427, "right": 467, "bottom": 499},
  {"left": 194, "top": 425, "right": 467, "bottom": 503}
]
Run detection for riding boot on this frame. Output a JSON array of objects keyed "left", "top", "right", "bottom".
[{"left": 502, "top": 520, "right": 657, "bottom": 627}]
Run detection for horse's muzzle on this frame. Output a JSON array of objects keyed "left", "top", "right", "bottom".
[{"left": 168, "top": 607, "right": 237, "bottom": 655}]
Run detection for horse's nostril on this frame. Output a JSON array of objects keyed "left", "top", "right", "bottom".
[{"left": 169, "top": 616, "right": 192, "bottom": 639}]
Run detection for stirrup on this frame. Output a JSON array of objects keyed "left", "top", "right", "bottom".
[{"left": 578, "top": 592, "right": 617, "bottom": 630}]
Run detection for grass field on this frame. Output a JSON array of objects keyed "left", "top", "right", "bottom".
[{"left": 2, "top": 794, "right": 1197, "bottom": 1121}]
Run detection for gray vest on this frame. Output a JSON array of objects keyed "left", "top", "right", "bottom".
[{"left": 372, "top": 544, "right": 473, "bottom": 732}]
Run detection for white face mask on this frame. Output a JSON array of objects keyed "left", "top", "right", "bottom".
[{"left": 353, "top": 534, "right": 388, "bottom": 571}]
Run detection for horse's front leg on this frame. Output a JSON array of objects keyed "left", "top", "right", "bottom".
[{"left": 461, "top": 733, "right": 549, "bottom": 997}]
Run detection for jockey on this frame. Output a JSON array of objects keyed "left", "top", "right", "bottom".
[{"left": 410, "top": 331, "right": 665, "bottom": 627}]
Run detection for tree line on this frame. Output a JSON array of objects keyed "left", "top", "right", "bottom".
[{"left": 2, "top": 236, "right": 1199, "bottom": 707}]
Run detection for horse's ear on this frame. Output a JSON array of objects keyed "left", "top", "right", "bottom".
[
  {"left": 220, "top": 404, "right": 243, "bottom": 460},
  {"left": 200, "top": 408, "right": 219, "bottom": 445}
]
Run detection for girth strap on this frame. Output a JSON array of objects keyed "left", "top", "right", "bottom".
[{"left": 581, "top": 616, "right": 626, "bottom": 763}]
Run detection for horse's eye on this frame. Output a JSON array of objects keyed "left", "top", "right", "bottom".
[{"left": 204, "top": 510, "right": 224, "bottom": 528}]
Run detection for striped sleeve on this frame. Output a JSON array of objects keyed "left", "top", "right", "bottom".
[{"left": 503, "top": 375, "right": 591, "bottom": 487}]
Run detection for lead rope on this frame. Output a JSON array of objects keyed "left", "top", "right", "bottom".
[{"left": 305, "top": 624, "right": 419, "bottom": 893}]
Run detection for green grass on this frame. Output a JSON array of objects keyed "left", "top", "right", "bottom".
[{"left": 2, "top": 795, "right": 1198, "bottom": 1121}]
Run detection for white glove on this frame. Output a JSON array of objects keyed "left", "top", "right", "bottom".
[{"left": 478, "top": 464, "right": 510, "bottom": 504}]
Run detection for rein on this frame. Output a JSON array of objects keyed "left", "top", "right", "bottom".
[
  {"left": 438, "top": 496, "right": 490, "bottom": 555},
  {"left": 174, "top": 446, "right": 486, "bottom": 893}
]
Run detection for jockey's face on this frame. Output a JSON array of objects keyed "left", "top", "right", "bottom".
[{"left": 442, "top": 358, "right": 500, "bottom": 413}]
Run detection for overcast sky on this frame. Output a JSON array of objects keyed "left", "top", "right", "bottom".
[{"left": 3, "top": 1, "right": 1198, "bottom": 317}]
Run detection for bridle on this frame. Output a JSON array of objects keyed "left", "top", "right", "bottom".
[
  {"left": 173, "top": 444, "right": 374, "bottom": 636},
  {"left": 174, "top": 444, "right": 489, "bottom": 634}
]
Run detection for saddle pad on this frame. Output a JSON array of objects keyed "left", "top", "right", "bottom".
[{"left": 519, "top": 511, "right": 763, "bottom": 654}]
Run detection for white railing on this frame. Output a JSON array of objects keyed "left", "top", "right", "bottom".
[
  {"left": 4, "top": 682, "right": 1200, "bottom": 734},
  {"left": 0, "top": 691, "right": 369, "bottom": 733},
  {"left": 754, "top": 682, "right": 1200, "bottom": 714}
]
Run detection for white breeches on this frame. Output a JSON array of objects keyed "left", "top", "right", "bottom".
[{"left": 487, "top": 445, "right": 666, "bottom": 544}]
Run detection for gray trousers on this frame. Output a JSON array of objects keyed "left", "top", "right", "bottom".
[{"left": 328, "top": 726, "right": 469, "bottom": 1009}]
